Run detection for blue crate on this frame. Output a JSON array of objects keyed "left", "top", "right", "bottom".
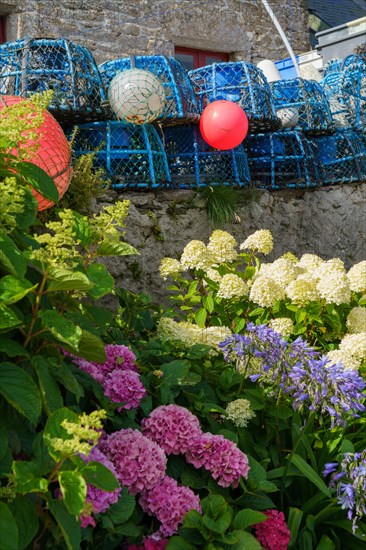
[
  {"left": 71, "top": 121, "right": 171, "bottom": 189},
  {"left": 0, "top": 37, "right": 109, "bottom": 124},
  {"left": 99, "top": 55, "right": 200, "bottom": 125},
  {"left": 274, "top": 57, "right": 299, "bottom": 80},
  {"left": 341, "top": 54, "right": 366, "bottom": 133},
  {"left": 310, "top": 129, "right": 366, "bottom": 185},
  {"left": 163, "top": 125, "right": 251, "bottom": 188},
  {"left": 271, "top": 78, "right": 334, "bottom": 135},
  {"left": 189, "top": 62, "right": 280, "bottom": 133},
  {"left": 244, "top": 131, "right": 320, "bottom": 189}
]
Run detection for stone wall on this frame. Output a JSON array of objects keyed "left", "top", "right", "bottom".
[
  {"left": 93, "top": 183, "right": 366, "bottom": 304},
  {"left": 2, "top": 0, "right": 309, "bottom": 64}
]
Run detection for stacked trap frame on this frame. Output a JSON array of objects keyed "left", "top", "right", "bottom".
[
  {"left": 99, "top": 55, "right": 200, "bottom": 126},
  {"left": 0, "top": 37, "right": 109, "bottom": 124},
  {"left": 72, "top": 121, "right": 171, "bottom": 189},
  {"left": 189, "top": 61, "right": 281, "bottom": 133}
]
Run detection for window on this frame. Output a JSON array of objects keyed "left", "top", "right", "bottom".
[
  {"left": 0, "top": 17, "right": 6, "bottom": 43},
  {"left": 175, "top": 47, "right": 229, "bottom": 71}
]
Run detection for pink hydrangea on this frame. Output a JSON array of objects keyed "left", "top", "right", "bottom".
[
  {"left": 66, "top": 344, "right": 138, "bottom": 378},
  {"left": 253, "top": 509, "right": 291, "bottom": 550},
  {"left": 128, "top": 539, "right": 169, "bottom": 550},
  {"left": 141, "top": 405, "right": 202, "bottom": 455},
  {"left": 80, "top": 447, "right": 121, "bottom": 527},
  {"left": 139, "top": 475, "right": 201, "bottom": 538},
  {"left": 103, "top": 369, "right": 147, "bottom": 410},
  {"left": 185, "top": 433, "right": 250, "bottom": 487},
  {"left": 100, "top": 429, "right": 167, "bottom": 495}
]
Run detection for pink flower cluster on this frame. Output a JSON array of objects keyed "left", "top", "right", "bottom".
[
  {"left": 139, "top": 475, "right": 201, "bottom": 538},
  {"left": 185, "top": 432, "right": 250, "bottom": 488},
  {"left": 80, "top": 447, "right": 121, "bottom": 528},
  {"left": 68, "top": 344, "right": 146, "bottom": 411},
  {"left": 141, "top": 405, "right": 202, "bottom": 454},
  {"left": 128, "top": 539, "right": 169, "bottom": 550},
  {"left": 100, "top": 429, "right": 167, "bottom": 495},
  {"left": 253, "top": 509, "right": 291, "bottom": 550}
]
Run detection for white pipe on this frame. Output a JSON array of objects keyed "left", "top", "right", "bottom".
[{"left": 259, "top": 0, "right": 301, "bottom": 77}]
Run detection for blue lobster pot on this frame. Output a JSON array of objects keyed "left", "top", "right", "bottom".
[
  {"left": 99, "top": 55, "right": 200, "bottom": 126},
  {"left": 244, "top": 131, "right": 320, "bottom": 189},
  {"left": 189, "top": 61, "right": 281, "bottom": 133},
  {"left": 310, "top": 129, "right": 366, "bottom": 185},
  {"left": 0, "top": 37, "right": 110, "bottom": 124},
  {"left": 271, "top": 78, "right": 334, "bottom": 135},
  {"left": 320, "top": 72, "right": 353, "bottom": 130},
  {"left": 341, "top": 54, "right": 366, "bottom": 133},
  {"left": 71, "top": 121, "right": 171, "bottom": 190},
  {"left": 163, "top": 125, "right": 251, "bottom": 188}
]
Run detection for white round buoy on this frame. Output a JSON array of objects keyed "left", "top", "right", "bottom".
[{"left": 276, "top": 107, "right": 300, "bottom": 129}]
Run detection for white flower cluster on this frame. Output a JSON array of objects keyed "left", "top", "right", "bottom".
[
  {"left": 249, "top": 276, "right": 286, "bottom": 307},
  {"left": 159, "top": 257, "right": 182, "bottom": 280},
  {"left": 180, "top": 240, "right": 212, "bottom": 271},
  {"left": 286, "top": 273, "right": 320, "bottom": 306},
  {"left": 223, "top": 399, "right": 256, "bottom": 428},
  {"left": 259, "top": 257, "right": 303, "bottom": 287},
  {"left": 157, "top": 318, "right": 231, "bottom": 354},
  {"left": 347, "top": 261, "right": 366, "bottom": 293},
  {"left": 346, "top": 307, "right": 366, "bottom": 334},
  {"left": 268, "top": 317, "right": 294, "bottom": 338},
  {"left": 217, "top": 274, "right": 249, "bottom": 300},
  {"left": 207, "top": 230, "right": 238, "bottom": 264},
  {"left": 240, "top": 229, "right": 273, "bottom": 255},
  {"left": 326, "top": 349, "right": 361, "bottom": 371}
]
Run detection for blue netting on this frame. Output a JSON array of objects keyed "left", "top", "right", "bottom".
[
  {"left": 71, "top": 121, "right": 171, "bottom": 189},
  {"left": 99, "top": 55, "right": 199, "bottom": 125},
  {"left": 320, "top": 72, "right": 353, "bottom": 130},
  {"left": 244, "top": 131, "right": 320, "bottom": 189},
  {"left": 189, "top": 62, "right": 280, "bottom": 133},
  {"left": 271, "top": 78, "right": 334, "bottom": 135},
  {"left": 310, "top": 129, "right": 366, "bottom": 185},
  {"left": 341, "top": 54, "right": 366, "bottom": 133},
  {"left": 0, "top": 37, "right": 109, "bottom": 124},
  {"left": 163, "top": 125, "right": 251, "bottom": 188},
  {"left": 323, "top": 58, "right": 343, "bottom": 76}
]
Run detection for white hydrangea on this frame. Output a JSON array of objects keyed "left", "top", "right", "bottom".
[
  {"left": 249, "top": 276, "right": 286, "bottom": 307},
  {"left": 346, "top": 307, "right": 366, "bottom": 333},
  {"left": 157, "top": 318, "right": 200, "bottom": 348},
  {"left": 180, "top": 240, "right": 213, "bottom": 271},
  {"left": 286, "top": 273, "right": 320, "bottom": 306},
  {"left": 207, "top": 230, "right": 238, "bottom": 264},
  {"left": 159, "top": 257, "right": 182, "bottom": 280},
  {"left": 313, "top": 258, "right": 346, "bottom": 281},
  {"left": 316, "top": 270, "right": 351, "bottom": 305},
  {"left": 240, "top": 229, "right": 273, "bottom": 255},
  {"left": 268, "top": 317, "right": 294, "bottom": 338},
  {"left": 223, "top": 399, "right": 256, "bottom": 428},
  {"left": 326, "top": 349, "right": 361, "bottom": 371},
  {"left": 261, "top": 257, "right": 304, "bottom": 287},
  {"left": 298, "top": 254, "right": 325, "bottom": 274},
  {"left": 217, "top": 274, "right": 249, "bottom": 299},
  {"left": 204, "top": 268, "right": 222, "bottom": 283},
  {"left": 347, "top": 261, "right": 366, "bottom": 293},
  {"left": 339, "top": 332, "right": 366, "bottom": 361},
  {"left": 200, "top": 326, "right": 232, "bottom": 354}
]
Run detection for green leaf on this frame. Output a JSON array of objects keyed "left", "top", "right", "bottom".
[
  {"left": 0, "top": 501, "right": 18, "bottom": 550},
  {"left": 166, "top": 536, "right": 198, "bottom": 550},
  {"left": 0, "top": 275, "right": 37, "bottom": 305},
  {"left": 161, "top": 360, "right": 191, "bottom": 386},
  {"left": 202, "top": 512, "right": 231, "bottom": 534},
  {"left": 202, "top": 494, "right": 227, "bottom": 518},
  {"left": 106, "top": 488, "right": 135, "bottom": 524},
  {"left": 231, "top": 531, "right": 263, "bottom": 550},
  {"left": 0, "top": 303, "right": 23, "bottom": 330},
  {"left": 9, "top": 495, "right": 39, "bottom": 550},
  {"left": 290, "top": 453, "right": 332, "bottom": 497},
  {"left": 0, "top": 232, "right": 26, "bottom": 278},
  {"left": 288, "top": 507, "right": 303, "bottom": 549},
  {"left": 86, "top": 263, "right": 114, "bottom": 299},
  {"left": 0, "top": 338, "right": 29, "bottom": 358},
  {"left": 53, "top": 362, "right": 84, "bottom": 401},
  {"left": 16, "top": 161, "right": 59, "bottom": 203},
  {"left": 203, "top": 295, "right": 215, "bottom": 313},
  {"left": 39, "top": 310, "right": 83, "bottom": 349},
  {"left": 12, "top": 461, "right": 48, "bottom": 494},
  {"left": 182, "top": 509, "right": 203, "bottom": 529},
  {"left": 73, "top": 330, "right": 106, "bottom": 363},
  {"left": 58, "top": 470, "right": 87, "bottom": 516},
  {"left": 0, "top": 362, "right": 42, "bottom": 425},
  {"left": 0, "top": 426, "right": 9, "bottom": 461},
  {"left": 43, "top": 407, "right": 79, "bottom": 460},
  {"left": 32, "top": 356, "right": 64, "bottom": 415},
  {"left": 244, "top": 265, "right": 256, "bottom": 279},
  {"left": 247, "top": 455, "right": 266, "bottom": 487},
  {"left": 96, "top": 240, "right": 138, "bottom": 257},
  {"left": 233, "top": 509, "right": 266, "bottom": 530},
  {"left": 257, "top": 480, "right": 279, "bottom": 493},
  {"left": 181, "top": 467, "right": 208, "bottom": 489},
  {"left": 83, "top": 461, "right": 119, "bottom": 491},
  {"left": 316, "top": 534, "right": 336, "bottom": 550},
  {"left": 48, "top": 500, "right": 81, "bottom": 550},
  {"left": 195, "top": 307, "right": 207, "bottom": 328},
  {"left": 48, "top": 268, "right": 93, "bottom": 291},
  {"left": 70, "top": 211, "right": 92, "bottom": 248}
]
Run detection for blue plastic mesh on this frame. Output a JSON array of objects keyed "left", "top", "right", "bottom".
[
  {"left": 163, "top": 125, "right": 251, "bottom": 188},
  {"left": 271, "top": 78, "right": 334, "bottom": 135},
  {"left": 189, "top": 62, "right": 280, "bottom": 133},
  {"left": 244, "top": 131, "right": 320, "bottom": 189},
  {"left": 341, "top": 55, "right": 366, "bottom": 133},
  {"left": 310, "top": 129, "right": 366, "bottom": 185},
  {"left": 320, "top": 72, "right": 353, "bottom": 130},
  {"left": 99, "top": 55, "right": 199, "bottom": 125},
  {"left": 71, "top": 121, "right": 171, "bottom": 189},
  {"left": 0, "top": 38, "right": 109, "bottom": 124}
]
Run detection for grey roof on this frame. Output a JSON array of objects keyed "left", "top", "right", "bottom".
[{"left": 308, "top": 0, "right": 366, "bottom": 29}]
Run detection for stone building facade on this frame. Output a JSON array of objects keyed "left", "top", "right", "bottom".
[{"left": 1, "top": 0, "right": 309, "bottom": 64}]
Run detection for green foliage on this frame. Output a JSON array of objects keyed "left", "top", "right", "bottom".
[{"left": 199, "top": 185, "right": 238, "bottom": 225}]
